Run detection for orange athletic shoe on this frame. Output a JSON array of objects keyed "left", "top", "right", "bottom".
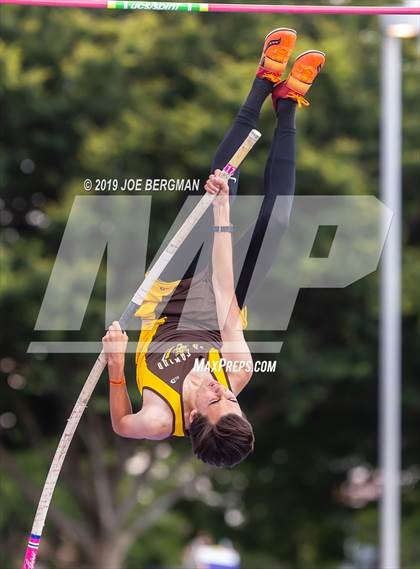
[
  {"left": 272, "top": 50, "right": 326, "bottom": 108},
  {"left": 256, "top": 28, "right": 297, "bottom": 84}
]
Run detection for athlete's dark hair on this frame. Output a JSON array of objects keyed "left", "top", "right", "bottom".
[{"left": 189, "top": 412, "right": 255, "bottom": 468}]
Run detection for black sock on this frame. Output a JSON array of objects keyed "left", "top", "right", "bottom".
[
  {"left": 236, "top": 77, "right": 273, "bottom": 127},
  {"left": 275, "top": 97, "right": 297, "bottom": 129}
]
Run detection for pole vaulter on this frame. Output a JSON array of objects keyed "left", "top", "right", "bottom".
[
  {"left": 22, "top": 131, "right": 260, "bottom": 568},
  {"left": 0, "top": 0, "right": 419, "bottom": 14}
]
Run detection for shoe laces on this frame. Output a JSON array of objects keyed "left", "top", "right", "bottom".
[
  {"left": 262, "top": 71, "right": 282, "bottom": 85},
  {"left": 287, "top": 92, "right": 310, "bottom": 108}
]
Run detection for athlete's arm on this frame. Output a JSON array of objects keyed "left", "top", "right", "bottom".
[
  {"left": 103, "top": 322, "right": 172, "bottom": 440},
  {"left": 110, "top": 408, "right": 171, "bottom": 441},
  {"left": 205, "top": 172, "right": 253, "bottom": 392}
]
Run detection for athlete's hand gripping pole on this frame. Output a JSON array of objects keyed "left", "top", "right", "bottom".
[{"left": 22, "top": 128, "right": 261, "bottom": 568}]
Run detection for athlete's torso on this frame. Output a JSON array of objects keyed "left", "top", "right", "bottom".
[{"left": 135, "top": 269, "right": 231, "bottom": 437}]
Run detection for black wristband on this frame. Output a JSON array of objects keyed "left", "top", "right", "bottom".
[{"left": 213, "top": 225, "right": 234, "bottom": 233}]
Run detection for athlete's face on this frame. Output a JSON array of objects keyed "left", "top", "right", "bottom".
[{"left": 191, "top": 373, "right": 242, "bottom": 424}]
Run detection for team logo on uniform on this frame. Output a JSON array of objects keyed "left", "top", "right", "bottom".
[
  {"left": 174, "top": 343, "right": 188, "bottom": 355},
  {"left": 157, "top": 343, "right": 192, "bottom": 370}
]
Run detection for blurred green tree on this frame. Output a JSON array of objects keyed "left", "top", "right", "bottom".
[{"left": 0, "top": 4, "right": 419, "bottom": 568}]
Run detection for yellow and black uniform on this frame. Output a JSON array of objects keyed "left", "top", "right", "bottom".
[{"left": 135, "top": 269, "right": 238, "bottom": 438}]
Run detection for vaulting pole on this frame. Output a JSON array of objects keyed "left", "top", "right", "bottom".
[{"left": 0, "top": 0, "right": 419, "bottom": 15}]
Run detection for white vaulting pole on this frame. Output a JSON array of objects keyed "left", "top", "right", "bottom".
[{"left": 22, "top": 129, "right": 261, "bottom": 568}]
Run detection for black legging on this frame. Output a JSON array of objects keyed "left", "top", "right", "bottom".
[{"left": 160, "top": 77, "right": 297, "bottom": 309}]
